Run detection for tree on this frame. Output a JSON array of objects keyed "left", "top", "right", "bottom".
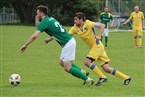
[{"left": 1, "top": 0, "right": 100, "bottom": 25}]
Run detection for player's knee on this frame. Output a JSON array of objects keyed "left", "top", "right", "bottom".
[
  {"left": 84, "top": 57, "right": 94, "bottom": 67},
  {"left": 84, "top": 61, "right": 90, "bottom": 67},
  {"left": 134, "top": 36, "right": 137, "bottom": 39},
  {"left": 64, "top": 68, "right": 69, "bottom": 72},
  {"left": 63, "top": 65, "right": 71, "bottom": 72},
  {"left": 84, "top": 60, "right": 92, "bottom": 67}
]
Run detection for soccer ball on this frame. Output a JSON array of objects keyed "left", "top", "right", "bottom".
[{"left": 9, "top": 74, "right": 21, "bottom": 86}]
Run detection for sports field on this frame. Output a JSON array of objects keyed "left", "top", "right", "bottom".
[{"left": 0, "top": 25, "right": 144, "bottom": 97}]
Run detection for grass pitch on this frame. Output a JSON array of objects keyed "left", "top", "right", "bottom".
[{"left": 0, "top": 25, "right": 144, "bottom": 97}]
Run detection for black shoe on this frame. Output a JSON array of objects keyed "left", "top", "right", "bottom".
[
  {"left": 124, "top": 77, "right": 131, "bottom": 85},
  {"left": 95, "top": 78, "right": 108, "bottom": 86},
  {"left": 83, "top": 71, "right": 90, "bottom": 85}
]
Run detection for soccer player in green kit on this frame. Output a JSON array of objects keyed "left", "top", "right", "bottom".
[
  {"left": 100, "top": 7, "right": 114, "bottom": 47},
  {"left": 20, "top": 5, "right": 94, "bottom": 86}
]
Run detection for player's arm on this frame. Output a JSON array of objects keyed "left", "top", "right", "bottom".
[
  {"left": 94, "top": 22, "right": 105, "bottom": 41},
  {"left": 110, "top": 19, "right": 114, "bottom": 27},
  {"left": 99, "top": 13, "right": 102, "bottom": 22},
  {"left": 45, "top": 37, "right": 54, "bottom": 44},
  {"left": 68, "top": 27, "right": 76, "bottom": 35},
  {"left": 143, "top": 19, "right": 145, "bottom": 29},
  {"left": 109, "top": 13, "right": 114, "bottom": 27},
  {"left": 20, "top": 30, "right": 40, "bottom": 53},
  {"left": 110, "top": 15, "right": 114, "bottom": 27},
  {"left": 122, "top": 13, "right": 132, "bottom": 26},
  {"left": 142, "top": 13, "right": 145, "bottom": 29},
  {"left": 122, "top": 18, "right": 131, "bottom": 26}
]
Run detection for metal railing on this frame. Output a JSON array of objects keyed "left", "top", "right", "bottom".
[{"left": 0, "top": 7, "right": 20, "bottom": 24}]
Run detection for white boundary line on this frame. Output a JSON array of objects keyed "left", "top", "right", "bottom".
[{"left": 109, "top": 30, "right": 145, "bottom": 32}]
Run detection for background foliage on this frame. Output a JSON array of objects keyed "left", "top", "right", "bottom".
[{"left": 0, "top": 0, "right": 145, "bottom": 25}]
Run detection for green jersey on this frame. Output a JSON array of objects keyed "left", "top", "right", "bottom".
[
  {"left": 37, "top": 16, "right": 72, "bottom": 47},
  {"left": 100, "top": 12, "right": 113, "bottom": 28}
]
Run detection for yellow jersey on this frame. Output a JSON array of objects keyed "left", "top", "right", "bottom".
[
  {"left": 69, "top": 20, "right": 97, "bottom": 48},
  {"left": 129, "top": 11, "right": 144, "bottom": 31}
]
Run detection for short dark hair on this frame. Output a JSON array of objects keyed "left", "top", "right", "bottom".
[
  {"left": 74, "top": 12, "right": 86, "bottom": 21},
  {"left": 37, "top": 5, "right": 48, "bottom": 15}
]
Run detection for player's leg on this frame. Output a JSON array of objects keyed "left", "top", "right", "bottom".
[
  {"left": 60, "top": 60, "right": 89, "bottom": 75},
  {"left": 101, "top": 63, "right": 131, "bottom": 85},
  {"left": 62, "top": 61, "right": 94, "bottom": 86},
  {"left": 99, "top": 48, "right": 131, "bottom": 85},
  {"left": 136, "top": 30, "right": 143, "bottom": 48},
  {"left": 60, "top": 38, "right": 93, "bottom": 86},
  {"left": 101, "top": 30, "right": 105, "bottom": 42},
  {"left": 133, "top": 30, "right": 138, "bottom": 48},
  {"left": 85, "top": 44, "right": 107, "bottom": 86},
  {"left": 84, "top": 57, "right": 108, "bottom": 86},
  {"left": 137, "top": 36, "right": 143, "bottom": 48},
  {"left": 134, "top": 36, "right": 138, "bottom": 48},
  {"left": 62, "top": 61, "right": 86, "bottom": 79},
  {"left": 104, "top": 29, "right": 109, "bottom": 47},
  {"left": 71, "top": 63, "right": 87, "bottom": 74},
  {"left": 84, "top": 57, "right": 106, "bottom": 79},
  {"left": 71, "top": 63, "right": 90, "bottom": 85}
]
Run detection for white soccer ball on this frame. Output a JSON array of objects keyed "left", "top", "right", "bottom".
[{"left": 9, "top": 74, "right": 21, "bottom": 86}]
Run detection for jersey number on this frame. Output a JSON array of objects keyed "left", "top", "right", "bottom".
[{"left": 55, "top": 22, "right": 65, "bottom": 32}]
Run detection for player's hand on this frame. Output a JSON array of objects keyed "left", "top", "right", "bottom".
[
  {"left": 44, "top": 38, "right": 53, "bottom": 44},
  {"left": 96, "top": 36, "right": 101, "bottom": 41},
  {"left": 121, "top": 23, "right": 125, "bottom": 26},
  {"left": 110, "top": 24, "right": 113, "bottom": 27},
  {"left": 95, "top": 36, "right": 101, "bottom": 45},
  {"left": 20, "top": 45, "right": 27, "bottom": 53}
]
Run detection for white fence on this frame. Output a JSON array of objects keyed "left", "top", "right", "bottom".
[{"left": 0, "top": 7, "right": 20, "bottom": 24}]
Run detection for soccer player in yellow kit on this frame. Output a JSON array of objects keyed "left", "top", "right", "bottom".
[
  {"left": 69, "top": 12, "right": 131, "bottom": 86},
  {"left": 122, "top": 5, "right": 145, "bottom": 48}
]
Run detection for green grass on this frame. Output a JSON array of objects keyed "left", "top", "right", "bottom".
[{"left": 0, "top": 25, "right": 144, "bottom": 97}]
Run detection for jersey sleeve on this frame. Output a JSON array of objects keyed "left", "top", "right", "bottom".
[
  {"left": 99, "top": 14, "right": 102, "bottom": 19},
  {"left": 36, "top": 22, "right": 48, "bottom": 32},
  {"left": 87, "top": 20, "right": 95, "bottom": 28},
  {"left": 68, "top": 27, "right": 76, "bottom": 35},
  {"left": 141, "top": 12, "right": 144, "bottom": 19},
  {"left": 129, "top": 12, "right": 133, "bottom": 19},
  {"left": 110, "top": 14, "right": 113, "bottom": 20}
]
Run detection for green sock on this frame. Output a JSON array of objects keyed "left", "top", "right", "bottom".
[
  {"left": 69, "top": 66, "right": 88, "bottom": 80},
  {"left": 105, "top": 36, "right": 108, "bottom": 46},
  {"left": 72, "top": 63, "right": 81, "bottom": 70}
]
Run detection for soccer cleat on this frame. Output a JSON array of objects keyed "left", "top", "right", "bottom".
[
  {"left": 83, "top": 71, "right": 90, "bottom": 85},
  {"left": 134, "top": 46, "right": 137, "bottom": 48},
  {"left": 124, "top": 77, "right": 131, "bottom": 85},
  {"left": 138, "top": 46, "right": 142, "bottom": 48},
  {"left": 95, "top": 78, "right": 108, "bottom": 86},
  {"left": 85, "top": 78, "right": 94, "bottom": 87}
]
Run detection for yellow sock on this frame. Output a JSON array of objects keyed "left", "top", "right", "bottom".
[
  {"left": 138, "top": 37, "right": 142, "bottom": 47},
  {"left": 90, "top": 64, "right": 106, "bottom": 78},
  {"left": 112, "top": 69, "right": 128, "bottom": 80},
  {"left": 134, "top": 38, "right": 137, "bottom": 47}
]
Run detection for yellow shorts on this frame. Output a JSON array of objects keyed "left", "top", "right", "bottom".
[
  {"left": 133, "top": 30, "right": 143, "bottom": 36},
  {"left": 87, "top": 42, "right": 111, "bottom": 66}
]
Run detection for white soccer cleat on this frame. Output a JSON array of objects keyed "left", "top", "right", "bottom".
[{"left": 85, "top": 78, "right": 94, "bottom": 87}]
